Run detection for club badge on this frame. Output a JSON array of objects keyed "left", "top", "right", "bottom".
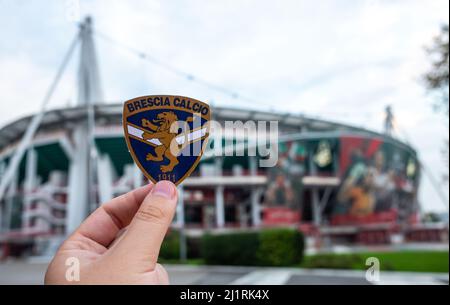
[{"left": 123, "top": 95, "right": 210, "bottom": 186}]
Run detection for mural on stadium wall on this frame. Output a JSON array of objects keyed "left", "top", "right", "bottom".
[
  {"left": 264, "top": 140, "right": 308, "bottom": 208},
  {"left": 334, "top": 136, "right": 420, "bottom": 223},
  {"left": 262, "top": 136, "right": 420, "bottom": 224},
  {"left": 262, "top": 140, "right": 308, "bottom": 223},
  {"left": 264, "top": 138, "right": 339, "bottom": 208}
]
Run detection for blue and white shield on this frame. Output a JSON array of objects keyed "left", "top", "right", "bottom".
[{"left": 123, "top": 95, "right": 210, "bottom": 185}]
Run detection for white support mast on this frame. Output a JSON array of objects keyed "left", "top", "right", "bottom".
[
  {"left": 66, "top": 16, "right": 103, "bottom": 234},
  {"left": 0, "top": 34, "right": 79, "bottom": 202}
]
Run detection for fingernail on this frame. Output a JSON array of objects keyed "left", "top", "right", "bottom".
[{"left": 151, "top": 181, "right": 175, "bottom": 199}]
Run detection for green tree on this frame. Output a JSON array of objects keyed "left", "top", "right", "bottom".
[
  {"left": 424, "top": 25, "right": 449, "bottom": 114},
  {"left": 424, "top": 25, "right": 449, "bottom": 182}
]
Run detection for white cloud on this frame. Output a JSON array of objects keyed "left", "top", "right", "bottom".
[
  {"left": 0, "top": 0, "right": 448, "bottom": 211},
  {"left": 0, "top": 53, "right": 76, "bottom": 126}
]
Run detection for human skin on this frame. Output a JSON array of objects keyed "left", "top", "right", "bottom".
[{"left": 45, "top": 181, "right": 178, "bottom": 285}]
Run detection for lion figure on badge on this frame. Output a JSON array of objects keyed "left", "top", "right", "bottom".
[{"left": 141, "top": 111, "right": 181, "bottom": 173}]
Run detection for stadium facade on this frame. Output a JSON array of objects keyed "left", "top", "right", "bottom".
[
  {"left": 2, "top": 102, "right": 447, "bottom": 258},
  {"left": 0, "top": 18, "right": 447, "bottom": 258}
]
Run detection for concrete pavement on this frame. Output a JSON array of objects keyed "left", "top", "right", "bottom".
[{"left": 0, "top": 261, "right": 447, "bottom": 285}]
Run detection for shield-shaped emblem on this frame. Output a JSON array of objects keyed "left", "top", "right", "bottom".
[{"left": 123, "top": 95, "right": 210, "bottom": 185}]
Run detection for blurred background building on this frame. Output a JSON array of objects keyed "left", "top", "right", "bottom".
[{"left": 0, "top": 17, "right": 448, "bottom": 259}]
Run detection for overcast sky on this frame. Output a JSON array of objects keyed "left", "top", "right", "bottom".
[{"left": 0, "top": 0, "right": 448, "bottom": 212}]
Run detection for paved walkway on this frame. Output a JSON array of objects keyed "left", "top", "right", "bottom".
[{"left": 0, "top": 261, "right": 447, "bottom": 285}]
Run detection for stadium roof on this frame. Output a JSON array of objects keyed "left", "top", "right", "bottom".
[{"left": 0, "top": 103, "right": 415, "bottom": 154}]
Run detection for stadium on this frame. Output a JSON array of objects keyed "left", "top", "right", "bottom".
[{"left": 0, "top": 18, "right": 447, "bottom": 259}]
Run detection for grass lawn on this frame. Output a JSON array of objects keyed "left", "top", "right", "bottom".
[
  {"left": 301, "top": 251, "right": 449, "bottom": 273},
  {"left": 161, "top": 251, "right": 448, "bottom": 273}
]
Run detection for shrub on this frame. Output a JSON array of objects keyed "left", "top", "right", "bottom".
[
  {"left": 201, "top": 229, "right": 305, "bottom": 266},
  {"left": 257, "top": 229, "right": 304, "bottom": 266},
  {"left": 159, "top": 230, "right": 180, "bottom": 260},
  {"left": 160, "top": 231, "right": 219, "bottom": 261},
  {"left": 201, "top": 231, "right": 260, "bottom": 266},
  {"left": 187, "top": 236, "right": 202, "bottom": 259}
]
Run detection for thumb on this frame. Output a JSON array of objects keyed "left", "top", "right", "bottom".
[{"left": 113, "top": 181, "right": 178, "bottom": 269}]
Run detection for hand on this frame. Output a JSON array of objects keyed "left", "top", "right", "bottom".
[{"left": 45, "top": 181, "right": 178, "bottom": 285}]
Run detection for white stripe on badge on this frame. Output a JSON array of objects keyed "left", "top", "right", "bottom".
[
  {"left": 127, "top": 124, "right": 207, "bottom": 146},
  {"left": 176, "top": 127, "right": 207, "bottom": 145},
  {"left": 127, "top": 125, "right": 162, "bottom": 146}
]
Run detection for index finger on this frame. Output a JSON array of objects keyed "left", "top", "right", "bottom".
[{"left": 67, "top": 184, "right": 153, "bottom": 248}]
